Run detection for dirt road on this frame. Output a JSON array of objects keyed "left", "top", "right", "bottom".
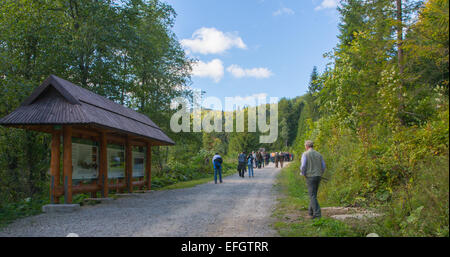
[{"left": 0, "top": 162, "right": 285, "bottom": 237}]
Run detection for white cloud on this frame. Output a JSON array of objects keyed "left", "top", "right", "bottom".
[
  {"left": 227, "top": 65, "right": 273, "bottom": 79},
  {"left": 315, "top": 0, "right": 338, "bottom": 11},
  {"left": 181, "top": 27, "right": 247, "bottom": 55},
  {"left": 191, "top": 59, "right": 224, "bottom": 83},
  {"left": 273, "top": 7, "right": 295, "bottom": 16}
]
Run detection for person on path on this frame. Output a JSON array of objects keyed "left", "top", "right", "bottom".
[
  {"left": 275, "top": 152, "right": 279, "bottom": 168},
  {"left": 300, "top": 140, "right": 326, "bottom": 219},
  {"left": 261, "top": 152, "right": 266, "bottom": 168},
  {"left": 256, "top": 152, "right": 262, "bottom": 169},
  {"left": 247, "top": 153, "right": 254, "bottom": 177},
  {"left": 252, "top": 151, "right": 258, "bottom": 168},
  {"left": 212, "top": 153, "right": 223, "bottom": 184},
  {"left": 238, "top": 151, "right": 247, "bottom": 178},
  {"left": 279, "top": 152, "right": 284, "bottom": 168}
]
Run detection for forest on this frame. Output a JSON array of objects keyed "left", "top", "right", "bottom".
[
  {"left": 290, "top": 0, "right": 449, "bottom": 236},
  {"left": 0, "top": 0, "right": 448, "bottom": 236}
]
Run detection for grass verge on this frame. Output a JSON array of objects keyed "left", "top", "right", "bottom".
[
  {"left": 272, "top": 161, "right": 364, "bottom": 237},
  {"left": 155, "top": 167, "right": 236, "bottom": 191}
]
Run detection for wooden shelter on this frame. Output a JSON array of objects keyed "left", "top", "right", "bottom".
[{"left": 0, "top": 75, "right": 174, "bottom": 204}]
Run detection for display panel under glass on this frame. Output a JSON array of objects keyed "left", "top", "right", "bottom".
[
  {"left": 108, "top": 144, "right": 125, "bottom": 179},
  {"left": 72, "top": 138, "right": 99, "bottom": 181},
  {"left": 132, "top": 146, "right": 146, "bottom": 178}
]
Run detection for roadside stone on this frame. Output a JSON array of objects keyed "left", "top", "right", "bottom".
[
  {"left": 42, "top": 204, "right": 80, "bottom": 213},
  {"left": 322, "top": 206, "right": 382, "bottom": 221},
  {"left": 331, "top": 213, "right": 382, "bottom": 221}
]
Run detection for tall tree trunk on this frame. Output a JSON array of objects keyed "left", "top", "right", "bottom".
[
  {"left": 396, "top": 0, "right": 405, "bottom": 124},
  {"left": 396, "top": 0, "right": 404, "bottom": 74}
]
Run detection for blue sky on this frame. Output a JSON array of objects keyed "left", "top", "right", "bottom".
[{"left": 164, "top": 0, "right": 340, "bottom": 109}]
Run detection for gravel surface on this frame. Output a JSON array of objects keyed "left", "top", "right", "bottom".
[{"left": 0, "top": 162, "right": 284, "bottom": 237}]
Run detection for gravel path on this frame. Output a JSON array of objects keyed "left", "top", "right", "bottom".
[{"left": 0, "top": 162, "right": 285, "bottom": 237}]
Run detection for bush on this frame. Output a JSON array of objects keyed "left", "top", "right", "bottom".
[{"left": 295, "top": 106, "right": 449, "bottom": 236}]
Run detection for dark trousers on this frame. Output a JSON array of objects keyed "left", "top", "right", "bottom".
[
  {"left": 238, "top": 162, "right": 246, "bottom": 177},
  {"left": 306, "top": 176, "right": 322, "bottom": 218},
  {"left": 214, "top": 164, "right": 222, "bottom": 183}
]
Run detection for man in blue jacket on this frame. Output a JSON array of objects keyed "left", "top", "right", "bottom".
[{"left": 212, "top": 153, "right": 223, "bottom": 184}]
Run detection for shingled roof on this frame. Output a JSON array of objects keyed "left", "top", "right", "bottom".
[{"left": 0, "top": 75, "right": 175, "bottom": 145}]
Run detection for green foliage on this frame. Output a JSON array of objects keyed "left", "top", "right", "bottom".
[
  {"left": 152, "top": 152, "right": 236, "bottom": 189},
  {"left": 0, "top": 193, "right": 49, "bottom": 228},
  {"left": 405, "top": 0, "right": 449, "bottom": 94},
  {"left": 290, "top": 0, "right": 449, "bottom": 237},
  {"left": 274, "top": 217, "right": 358, "bottom": 237},
  {"left": 273, "top": 162, "right": 361, "bottom": 237},
  {"left": 153, "top": 162, "right": 236, "bottom": 191},
  {"left": 0, "top": 0, "right": 192, "bottom": 222},
  {"left": 0, "top": 0, "right": 448, "bottom": 238},
  {"left": 227, "top": 108, "right": 260, "bottom": 155}
]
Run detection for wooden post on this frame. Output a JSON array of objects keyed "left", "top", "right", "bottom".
[
  {"left": 125, "top": 136, "right": 133, "bottom": 192},
  {"left": 63, "top": 126, "right": 73, "bottom": 203},
  {"left": 50, "top": 131, "right": 61, "bottom": 204},
  {"left": 138, "top": 177, "right": 144, "bottom": 190},
  {"left": 145, "top": 142, "right": 152, "bottom": 190},
  {"left": 99, "top": 131, "right": 108, "bottom": 197}
]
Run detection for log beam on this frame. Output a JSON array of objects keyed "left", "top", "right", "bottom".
[
  {"left": 50, "top": 131, "right": 61, "bottom": 204},
  {"left": 125, "top": 136, "right": 133, "bottom": 192},
  {"left": 72, "top": 184, "right": 101, "bottom": 194},
  {"left": 145, "top": 142, "right": 152, "bottom": 190},
  {"left": 99, "top": 131, "right": 108, "bottom": 197},
  {"left": 63, "top": 126, "right": 73, "bottom": 204}
]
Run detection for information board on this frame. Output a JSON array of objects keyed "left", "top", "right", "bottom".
[
  {"left": 108, "top": 144, "right": 125, "bottom": 179},
  {"left": 72, "top": 138, "right": 99, "bottom": 180},
  {"left": 132, "top": 147, "right": 146, "bottom": 178}
]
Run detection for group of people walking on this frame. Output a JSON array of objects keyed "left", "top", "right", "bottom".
[
  {"left": 269, "top": 152, "right": 293, "bottom": 168},
  {"left": 212, "top": 142, "right": 325, "bottom": 221},
  {"left": 237, "top": 150, "right": 266, "bottom": 178}
]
